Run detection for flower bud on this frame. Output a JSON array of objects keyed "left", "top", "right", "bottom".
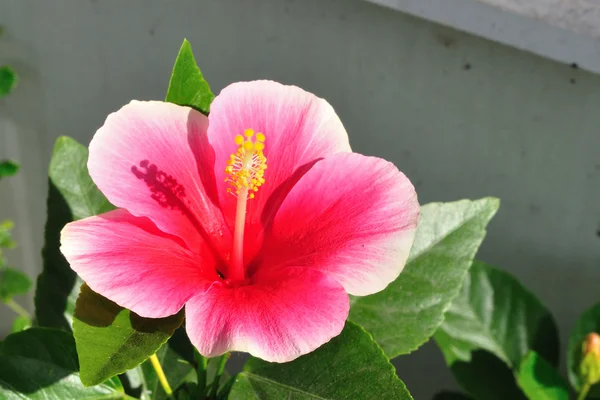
[{"left": 580, "top": 333, "right": 600, "bottom": 386}]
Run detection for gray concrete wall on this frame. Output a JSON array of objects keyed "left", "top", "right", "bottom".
[{"left": 1, "top": 0, "right": 599, "bottom": 398}]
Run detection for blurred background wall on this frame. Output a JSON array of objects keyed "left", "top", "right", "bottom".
[{"left": 1, "top": 0, "right": 599, "bottom": 398}]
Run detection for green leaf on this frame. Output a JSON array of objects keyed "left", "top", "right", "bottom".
[
  {"left": 516, "top": 351, "right": 570, "bottom": 400},
  {"left": 0, "top": 160, "right": 19, "bottom": 178},
  {"left": 0, "top": 66, "right": 18, "bottom": 97},
  {"left": 0, "top": 267, "right": 32, "bottom": 302},
  {"left": 349, "top": 198, "right": 499, "bottom": 358},
  {"left": 0, "top": 220, "right": 16, "bottom": 248},
  {"left": 435, "top": 261, "right": 559, "bottom": 368},
  {"left": 165, "top": 39, "right": 214, "bottom": 114},
  {"left": 35, "top": 136, "right": 114, "bottom": 330},
  {"left": 73, "top": 284, "right": 184, "bottom": 386},
  {"left": 140, "top": 330, "right": 195, "bottom": 400},
  {"left": 228, "top": 322, "right": 413, "bottom": 400},
  {"left": 10, "top": 315, "right": 31, "bottom": 333},
  {"left": 434, "top": 261, "right": 558, "bottom": 400},
  {"left": 47, "top": 136, "right": 113, "bottom": 220},
  {"left": 567, "top": 302, "right": 600, "bottom": 398},
  {"left": 0, "top": 328, "right": 126, "bottom": 399}
]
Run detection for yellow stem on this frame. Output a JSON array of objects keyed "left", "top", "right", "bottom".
[
  {"left": 6, "top": 299, "right": 30, "bottom": 319},
  {"left": 149, "top": 353, "right": 173, "bottom": 397},
  {"left": 578, "top": 383, "right": 591, "bottom": 400}
]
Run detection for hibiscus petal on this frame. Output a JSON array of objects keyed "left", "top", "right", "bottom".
[
  {"left": 88, "top": 100, "right": 229, "bottom": 253},
  {"left": 207, "top": 81, "right": 351, "bottom": 260},
  {"left": 264, "top": 153, "right": 419, "bottom": 296},
  {"left": 185, "top": 267, "right": 349, "bottom": 363},
  {"left": 61, "top": 209, "right": 217, "bottom": 318}
]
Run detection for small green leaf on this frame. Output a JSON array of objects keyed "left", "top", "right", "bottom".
[
  {"left": 435, "top": 261, "right": 558, "bottom": 400},
  {"left": 10, "top": 315, "right": 31, "bottom": 333},
  {"left": 228, "top": 322, "right": 413, "bottom": 399},
  {"left": 35, "top": 136, "right": 114, "bottom": 330},
  {"left": 165, "top": 39, "right": 214, "bottom": 114},
  {"left": 0, "top": 220, "right": 15, "bottom": 248},
  {"left": 0, "top": 267, "right": 32, "bottom": 302},
  {"left": 568, "top": 302, "right": 600, "bottom": 398},
  {"left": 516, "top": 351, "right": 570, "bottom": 400},
  {"left": 0, "top": 160, "right": 19, "bottom": 178},
  {"left": 73, "top": 284, "right": 184, "bottom": 386},
  {"left": 0, "top": 328, "right": 126, "bottom": 399},
  {"left": 350, "top": 198, "right": 499, "bottom": 358},
  {"left": 0, "top": 66, "right": 18, "bottom": 97}
]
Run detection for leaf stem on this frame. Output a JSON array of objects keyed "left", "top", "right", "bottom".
[
  {"left": 5, "top": 299, "right": 30, "bottom": 319},
  {"left": 578, "top": 383, "right": 591, "bottom": 400},
  {"left": 209, "top": 353, "right": 230, "bottom": 399},
  {"left": 149, "top": 353, "right": 173, "bottom": 398}
]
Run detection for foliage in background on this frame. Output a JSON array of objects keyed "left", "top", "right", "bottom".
[
  {"left": 0, "top": 162, "right": 33, "bottom": 334},
  {"left": 0, "top": 65, "right": 17, "bottom": 97},
  {"left": 1, "top": 26, "right": 30, "bottom": 332},
  {"left": 0, "top": 25, "right": 19, "bottom": 98}
]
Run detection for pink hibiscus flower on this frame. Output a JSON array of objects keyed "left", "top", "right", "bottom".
[{"left": 60, "top": 81, "right": 419, "bottom": 363}]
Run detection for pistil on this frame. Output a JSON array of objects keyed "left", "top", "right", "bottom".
[{"left": 224, "top": 129, "right": 267, "bottom": 281}]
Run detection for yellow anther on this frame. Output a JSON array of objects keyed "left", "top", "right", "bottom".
[{"left": 224, "top": 129, "right": 267, "bottom": 200}]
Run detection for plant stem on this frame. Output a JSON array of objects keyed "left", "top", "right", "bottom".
[
  {"left": 6, "top": 299, "right": 30, "bottom": 319},
  {"left": 149, "top": 353, "right": 173, "bottom": 398},
  {"left": 195, "top": 349, "right": 208, "bottom": 394},
  {"left": 578, "top": 383, "right": 591, "bottom": 400},
  {"left": 209, "top": 353, "right": 230, "bottom": 399}
]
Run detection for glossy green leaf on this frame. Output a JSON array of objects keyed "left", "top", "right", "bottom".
[
  {"left": 568, "top": 302, "right": 600, "bottom": 398},
  {"left": 0, "top": 220, "right": 15, "bottom": 249},
  {"left": 349, "top": 198, "right": 499, "bottom": 358},
  {"left": 0, "top": 328, "right": 126, "bottom": 399},
  {"left": 516, "top": 351, "right": 569, "bottom": 400},
  {"left": 10, "top": 315, "right": 31, "bottom": 333},
  {"left": 228, "top": 322, "right": 413, "bottom": 400},
  {"left": 0, "top": 66, "right": 18, "bottom": 97},
  {"left": 165, "top": 39, "right": 214, "bottom": 114},
  {"left": 435, "top": 261, "right": 558, "bottom": 400},
  {"left": 0, "top": 160, "right": 19, "bottom": 178},
  {"left": 35, "top": 136, "right": 113, "bottom": 330},
  {"left": 47, "top": 136, "right": 113, "bottom": 220},
  {"left": 435, "top": 261, "right": 559, "bottom": 367},
  {"left": 0, "top": 266, "right": 32, "bottom": 302},
  {"left": 73, "top": 284, "right": 184, "bottom": 386}
]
